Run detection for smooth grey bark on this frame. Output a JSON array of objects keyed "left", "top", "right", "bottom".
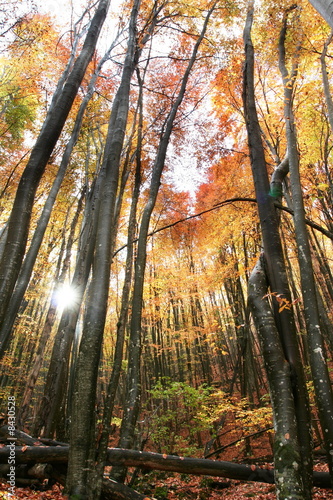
[
  {"left": 22, "top": 44, "right": 119, "bottom": 439},
  {"left": 0, "top": 43, "right": 116, "bottom": 357},
  {"left": 308, "top": 0, "right": 333, "bottom": 28},
  {"left": 242, "top": 2, "right": 312, "bottom": 497},
  {"left": 91, "top": 68, "right": 145, "bottom": 499},
  {"left": 0, "top": 0, "right": 111, "bottom": 348},
  {"left": 111, "top": 2, "right": 219, "bottom": 484},
  {"left": 248, "top": 256, "right": 304, "bottom": 498},
  {"left": 66, "top": 0, "right": 141, "bottom": 497},
  {"left": 321, "top": 33, "right": 333, "bottom": 132},
  {"left": 279, "top": 8, "right": 333, "bottom": 481}
]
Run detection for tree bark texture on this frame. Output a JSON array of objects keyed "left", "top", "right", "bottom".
[
  {"left": 308, "top": 0, "right": 333, "bottom": 28},
  {"left": 242, "top": 2, "right": 312, "bottom": 497},
  {"left": 248, "top": 256, "right": 304, "bottom": 498},
  {"left": 66, "top": 0, "right": 141, "bottom": 497},
  {"left": 279, "top": 8, "right": 333, "bottom": 482},
  {"left": 33, "top": 172, "right": 103, "bottom": 439},
  {"left": 0, "top": 44, "right": 113, "bottom": 356}
]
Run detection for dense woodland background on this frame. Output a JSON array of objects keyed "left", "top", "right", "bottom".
[{"left": 1, "top": 0, "right": 333, "bottom": 498}]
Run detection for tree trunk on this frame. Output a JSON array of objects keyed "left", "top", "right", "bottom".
[
  {"left": 111, "top": 2, "right": 219, "bottom": 482},
  {"left": 0, "top": 44, "right": 114, "bottom": 356},
  {"left": 242, "top": 2, "right": 312, "bottom": 496},
  {"left": 308, "top": 0, "right": 333, "bottom": 28},
  {"left": 93, "top": 69, "right": 144, "bottom": 497},
  {"left": 0, "top": 0, "right": 111, "bottom": 354},
  {"left": 33, "top": 173, "right": 102, "bottom": 439},
  {"left": 279, "top": 7, "right": 333, "bottom": 481},
  {"left": 66, "top": 0, "right": 141, "bottom": 496},
  {"left": 0, "top": 443, "right": 331, "bottom": 489},
  {"left": 248, "top": 256, "right": 304, "bottom": 498}
]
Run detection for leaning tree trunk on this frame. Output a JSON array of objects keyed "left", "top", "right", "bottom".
[
  {"left": 18, "top": 190, "right": 85, "bottom": 429},
  {"left": 0, "top": 0, "right": 111, "bottom": 355},
  {"left": 92, "top": 65, "right": 146, "bottom": 498},
  {"left": 242, "top": 1, "right": 312, "bottom": 497},
  {"left": 248, "top": 256, "right": 305, "bottom": 498},
  {"left": 321, "top": 33, "right": 333, "bottom": 133},
  {"left": 32, "top": 171, "right": 102, "bottom": 440}
]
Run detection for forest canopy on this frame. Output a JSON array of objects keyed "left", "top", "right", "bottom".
[{"left": 1, "top": 0, "right": 333, "bottom": 499}]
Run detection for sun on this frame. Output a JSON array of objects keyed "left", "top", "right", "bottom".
[{"left": 54, "top": 283, "right": 79, "bottom": 310}]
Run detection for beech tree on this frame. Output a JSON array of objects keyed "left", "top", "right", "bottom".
[
  {"left": 111, "top": 2, "right": 219, "bottom": 484},
  {"left": 243, "top": 2, "right": 312, "bottom": 496}
]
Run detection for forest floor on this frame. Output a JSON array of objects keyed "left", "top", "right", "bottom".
[
  {"left": 0, "top": 455, "right": 332, "bottom": 499},
  {"left": 0, "top": 425, "right": 332, "bottom": 499},
  {"left": 1, "top": 469, "right": 333, "bottom": 499}
]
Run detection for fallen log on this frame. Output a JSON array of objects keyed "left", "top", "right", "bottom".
[
  {"left": 0, "top": 463, "right": 53, "bottom": 489},
  {"left": 0, "top": 445, "right": 68, "bottom": 464},
  {"left": 107, "top": 448, "right": 275, "bottom": 484},
  {"left": 0, "top": 446, "right": 331, "bottom": 488},
  {"left": 101, "top": 478, "right": 155, "bottom": 500},
  {"left": 0, "top": 425, "right": 43, "bottom": 446}
]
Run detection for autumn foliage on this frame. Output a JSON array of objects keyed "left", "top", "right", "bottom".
[{"left": 1, "top": 0, "right": 333, "bottom": 499}]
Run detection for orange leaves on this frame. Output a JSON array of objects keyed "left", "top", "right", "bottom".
[
  {"left": 262, "top": 292, "right": 301, "bottom": 313},
  {"left": 0, "top": 481, "right": 67, "bottom": 499}
]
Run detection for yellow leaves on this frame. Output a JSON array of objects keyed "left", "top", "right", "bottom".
[{"left": 317, "top": 182, "right": 330, "bottom": 191}]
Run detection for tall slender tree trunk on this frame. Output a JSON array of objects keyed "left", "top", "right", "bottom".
[
  {"left": 242, "top": 2, "right": 312, "bottom": 497},
  {"left": 279, "top": 7, "right": 333, "bottom": 481},
  {"left": 0, "top": 43, "right": 115, "bottom": 356},
  {"left": 248, "top": 256, "right": 305, "bottom": 498},
  {"left": 66, "top": 1, "right": 141, "bottom": 497},
  {"left": 18, "top": 191, "right": 85, "bottom": 428},
  {"left": 91, "top": 67, "right": 145, "bottom": 499},
  {"left": 321, "top": 33, "right": 333, "bottom": 133},
  {"left": 111, "top": 1, "right": 219, "bottom": 483},
  {"left": 32, "top": 172, "right": 102, "bottom": 439}
]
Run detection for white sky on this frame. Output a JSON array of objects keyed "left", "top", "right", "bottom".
[{"left": 36, "top": 0, "right": 90, "bottom": 25}]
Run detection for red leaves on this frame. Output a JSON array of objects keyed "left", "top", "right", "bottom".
[{"left": 0, "top": 482, "right": 66, "bottom": 499}]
